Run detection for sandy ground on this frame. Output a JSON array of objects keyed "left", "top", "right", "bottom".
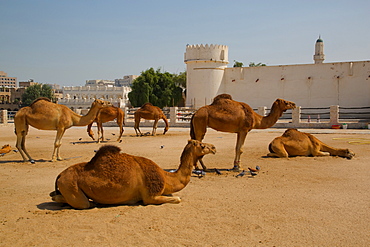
[{"left": 0, "top": 124, "right": 369, "bottom": 246}]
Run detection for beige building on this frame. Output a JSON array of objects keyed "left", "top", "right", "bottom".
[
  {"left": 185, "top": 39, "right": 370, "bottom": 109},
  {"left": 0, "top": 71, "right": 17, "bottom": 88}
]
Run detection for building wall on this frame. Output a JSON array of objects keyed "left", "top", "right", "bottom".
[
  {"left": 60, "top": 85, "right": 132, "bottom": 108},
  {"left": 221, "top": 61, "right": 370, "bottom": 108},
  {"left": 185, "top": 44, "right": 370, "bottom": 109},
  {"left": 0, "top": 71, "right": 17, "bottom": 88},
  {"left": 185, "top": 44, "right": 228, "bottom": 108}
]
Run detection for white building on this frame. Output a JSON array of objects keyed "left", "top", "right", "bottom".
[
  {"left": 59, "top": 76, "right": 137, "bottom": 109},
  {"left": 185, "top": 39, "right": 370, "bottom": 109}
]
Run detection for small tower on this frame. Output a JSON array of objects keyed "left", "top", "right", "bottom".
[
  {"left": 184, "top": 44, "right": 228, "bottom": 108},
  {"left": 313, "top": 36, "right": 325, "bottom": 64}
]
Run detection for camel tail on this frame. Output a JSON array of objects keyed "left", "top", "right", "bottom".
[
  {"left": 268, "top": 143, "right": 274, "bottom": 154},
  {"left": 190, "top": 114, "right": 196, "bottom": 139},
  {"left": 50, "top": 174, "right": 62, "bottom": 197}
]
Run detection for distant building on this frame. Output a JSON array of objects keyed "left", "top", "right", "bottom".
[
  {"left": 85, "top": 79, "right": 115, "bottom": 87},
  {"left": 59, "top": 75, "right": 137, "bottom": 109},
  {"left": 115, "top": 75, "right": 139, "bottom": 87},
  {"left": 0, "top": 71, "right": 17, "bottom": 88}
]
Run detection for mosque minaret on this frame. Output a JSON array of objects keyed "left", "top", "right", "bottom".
[{"left": 313, "top": 36, "right": 325, "bottom": 64}]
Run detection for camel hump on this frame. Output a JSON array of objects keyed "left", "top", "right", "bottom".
[
  {"left": 30, "top": 97, "right": 51, "bottom": 106},
  {"left": 211, "top": 94, "right": 233, "bottom": 104},
  {"left": 282, "top": 128, "right": 298, "bottom": 137},
  {"left": 141, "top": 102, "right": 153, "bottom": 107},
  {"left": 89, "top": 145, "right": 121, "bottom": 164}
]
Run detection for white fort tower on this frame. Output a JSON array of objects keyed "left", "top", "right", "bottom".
[{"left": 184, "top": 44, "right": 228, "bottom": 108}]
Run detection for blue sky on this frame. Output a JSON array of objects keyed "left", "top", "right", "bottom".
[{"left": 1, "top": 0, "right": 369, "bottom": 86}]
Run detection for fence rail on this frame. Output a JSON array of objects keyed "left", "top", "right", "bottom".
[{"left": 2, "top": 106, "right": 370, "bottom": 129}]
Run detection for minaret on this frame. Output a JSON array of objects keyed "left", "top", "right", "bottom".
[{"left": 313, "top": 36, "right": 325, "bottom": 64}]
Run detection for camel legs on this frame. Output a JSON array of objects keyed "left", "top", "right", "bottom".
[
  {"left": 57, "top": 183, "right": 94, "bottom": 210},
  {"left": 267, "top": 140, "right": 289, "bottom": 158},
  {"left": 143, "top": 195, "right": 181, "bottom": 205},
  {"left": 233, "top": 132, "right": 248, "bottom": 171},
  {"left": 152, "top": 119, "right": 159, "bottom": 136},
  {"left": 97, "top": 122, "right": 104, "bottom": 143},
  {"left": 87, "top": 123, "right": 95, "bottom": 141},
  {"left": 134, "top": 117, "right": 143, "bottom": 136},
  {"left": 116, "top": 120, "right": 124, "bottom": 142},
  {"left": 16, "top": 128, "right": 34, "bottom": 162},
  {"left": 51, "top": 128, "right": 66, "bottom": 162}
]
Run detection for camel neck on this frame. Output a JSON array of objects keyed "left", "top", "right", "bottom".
[
  {"left": 164, "top": 146, "right": 197, "bottom": 194},
  {"left": 253, "top": 102, "right": 283, "bottom": 129},
  {"left": 72, "top": 107, "right": 100, "bottom": 126}
]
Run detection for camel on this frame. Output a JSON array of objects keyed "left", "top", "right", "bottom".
[
  {"left": 190, "top": 94, "right": 296, "bottom": 171},
  {"left": 87, "top": 106, "right": 125, "bottom": 143},
  {"left": 50, "top": 140, "right": 216, "bottom": 209},
  {"left": 134, "top": 103, "right": 169, "bottom": 136},
  {"left": 14, "top": 97, "right": 111, "bottom": 163},
  {"left": 267, "top": 128, "right": 355, "bottom": 159}
]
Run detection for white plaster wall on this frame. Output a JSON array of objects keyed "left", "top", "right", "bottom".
[
  {"left": 220, "top": 61, "right": 370, "bottom": 108},
  {"left": 186, "top": 61, "right": 226, "bottom": 108}
]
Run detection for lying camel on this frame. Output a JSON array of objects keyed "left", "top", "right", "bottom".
[
  {"left": 134, "top": 103, "right": 169, "bottom": 136},
  {"left": 0, "top": 144, "right": 12, "bottom": 155},
  {"left": 267, "top": 128, "right": 355, "bottom": 159},
  {"left": 87, "top": 106, "right": 125, "bottom": 143},
  {"left": 50, "top": 140, "right": 216, "bottom": 209},
  {"left": 191, "top": 94, "right": 296, "bottom": 171}
]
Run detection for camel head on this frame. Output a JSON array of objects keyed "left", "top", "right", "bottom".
[
  {"left": 275, "top": 99, "right": 296, "bottom": 112},
  {"left": 92, "top": 99, "right": 112, "bottom": 109},
  {"left": 343, "top": 149, "right": 355, "bottom": 159},
  {"left": 187, "top": 140, "right": 216, "bottom": 157}
]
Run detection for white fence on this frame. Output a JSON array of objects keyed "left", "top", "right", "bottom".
[{"left": 2, "top": 106, "right": 370, "bottom": 129}]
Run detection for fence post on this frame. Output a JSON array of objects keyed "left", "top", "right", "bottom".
[
  {"left": 292, "top": 106, "right": 301, "bottom": 125},
  {"left": 0, "top": 110, "right": 8, "bottom": 124},
  {"left": 330, "top": 105, "right": 339, "bottom": 124},
  {"left": 169, "top": 107, "right": 177, "bottom": 125},
  {"left": 258, "top": 106, "right": 266, "bottom": 116},
  {"left": 122, "top": 107, "right": 128, "bottom": 124}
]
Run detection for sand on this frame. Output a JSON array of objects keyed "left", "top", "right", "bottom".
[{"left": 0, "top": 124, "right": 369, "bottom": 246}]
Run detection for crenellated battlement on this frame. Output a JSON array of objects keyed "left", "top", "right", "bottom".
[{"left": 184, "top": 44, "right": 228, "bottom": 63}]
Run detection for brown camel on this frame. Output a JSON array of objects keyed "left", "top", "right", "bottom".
[
  {"left": 134, "top": 103, "right": 169, "bottom": 136},
  {"left": 87, "top": 106, "right": 125, "bottom": 143},
  {"left": 267, "top": 128, "right": 355, "bottom": 159},
  {"left": 190, "top": 94, "right": 296, "bottom": 171},
  {"left": 50, "top": 140, "right": 216, "bottom": 209},
  {"left": 14, "top": 97, "right": 111, "bottom": 163}
]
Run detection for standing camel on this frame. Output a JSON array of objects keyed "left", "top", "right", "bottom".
[
  {"left": 190, "top": 94, "right": 296, "bottom": 171},
  {"left": 134, "top": 103, "right": 169, "bottom": 136},
  {"left": 87, "top": 106, "right": 125, "bottom": 143},
  {"left": 14, "top": 97, "right": 111, "bottom": 163},
  {"left": 50, "top": 140, "right": 216, "bottom": 209}
]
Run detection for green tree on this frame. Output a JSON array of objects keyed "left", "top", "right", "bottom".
[
  {"left": 249, "top": 62, "right": 266, "bottom": 67},
  {"left": 21, "top": 84, "right": 54, "bottom": 107},
  {"left": 173, "top": 71, "right": 186, "bottom": 88},
  {"left": 128, "top": 68, "right": 184, "bottom": 108},
  {"left": 233, "top": 60, "right": 244, "bottom": 67}
]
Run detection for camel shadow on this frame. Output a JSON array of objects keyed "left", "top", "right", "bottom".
[
  {"left": 0, "top": 159, "right": 50, "bottom": 164},
  {"left": 37, "top": 200, "right": 153, "bottom": 211},
  {"left": 69, "top": 141, "right": 96, "bottom": 145}
]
